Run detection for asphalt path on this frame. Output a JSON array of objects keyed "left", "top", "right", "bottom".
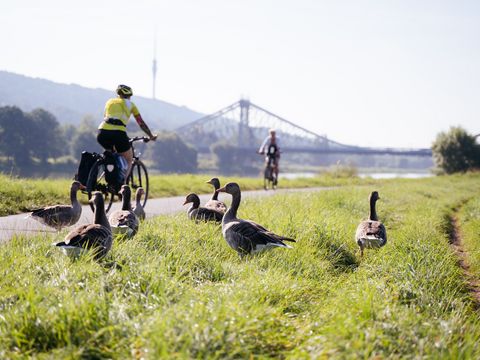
[{"left": 0, "top": 187, "right": 331, "bottom": 243}]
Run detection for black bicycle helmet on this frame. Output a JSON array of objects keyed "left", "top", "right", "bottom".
[{"left": 116, "top": 84, "right": 133, "bottom": 97}]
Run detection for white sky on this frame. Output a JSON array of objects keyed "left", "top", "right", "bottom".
[{"left": 1, "top": 0, "right": 479, "bottom": 148}]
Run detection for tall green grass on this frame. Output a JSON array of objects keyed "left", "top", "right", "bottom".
[{"left": 1, "top": 174, "right": 480, "bottom": 358}]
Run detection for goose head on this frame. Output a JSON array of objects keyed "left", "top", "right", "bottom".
[
  {"left": 135, "top": 187, "right": 145, "bottom": 199},
  {"left": 90, "top": 191, "right": 105, "bottom": 207},
  {"left": 206, "top": 177, "right": 221, "bottom": 189},
  {"left": 217, "top": 182, "right": 240, "bottom": 196},
  {"left": 370, "top": 191, "right": 380, "bottom": 202},
  {"left": 183, "top": 193, "right": 200, "bottom": 206},
  {"left": 119, "top": 185, "right": 131, "bottom": 199},
  {"left": 71, "top": 181, "right": 82, "bottom": 192}
]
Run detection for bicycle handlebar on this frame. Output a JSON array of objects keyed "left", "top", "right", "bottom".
[{"left": 129, "top": 136, "right": 150, "bottom": 144}]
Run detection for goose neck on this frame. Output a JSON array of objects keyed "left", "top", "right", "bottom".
[
  {"left": 70, "top": 187, "right": 78, "bottom": 205},
  {"left": 369, "top": 197, "right": 378, "bottom": 221},
  {"left": 191, "top": 196, "right": 200, "bottom": 209},
  {"left": 94, "top": 203, "right": 110, "bottom": 229},
  {"left": 122, "top": 193, "right": 132, "bottom": 211},
  {"left": 224, "top": 191, "right": 240, "bottom": 220}
]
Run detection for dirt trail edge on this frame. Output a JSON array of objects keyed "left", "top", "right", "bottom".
[{"left": 449, "top": 212, "right": 480, "bottom": 307}]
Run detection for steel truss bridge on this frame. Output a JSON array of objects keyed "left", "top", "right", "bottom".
[{"left": 176, "top": 99, "right": 432, "bottom": 157}]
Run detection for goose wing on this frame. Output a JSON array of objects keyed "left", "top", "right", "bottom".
[
  {"left": 31, "top": 205, "right": 77, "bottom": 228},
  {"left": 193, "top": 207, "right": 223, "bottom": 222},
  {"left": 117, "top": 211, "right": 139, "bottom": 229},
  {"left": 204, "top": 199, "right": 227, "bottom": 213},
  {"left": 225, "top": 219, "right": 295, "bottom": 254},
  {"left": 133, "top": 205, "right": 146, "bottom": 221},
  {"left": 60, "top": 224, "right": 112, "bottom": 250},
  {"left": 355, "top": 220, "right": 387, "bottom": 248},
  {"left": 109, "top": 210, "right": 139, "bottom": 235}
]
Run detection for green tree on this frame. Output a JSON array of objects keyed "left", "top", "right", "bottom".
[
  {"left": 210, "top": 141, "right": 260, "bottom": 175},
  {"left": 211, "top": 141, "right": 238, "bottom": 174},
  {"left": 0, "top": 106, "right": 34, "bottom": 167},
  {"left": 28, "top": 108, "right": 66, "bottom": 163},
  {"left": 431, "top": 126, "right": 480, "bottom": 174},
  {"left": 146, "top": 132, "right": 197, "bottom": 173},
  {"left": 71, "top": 117, "right": 103, "bottom": 157}
]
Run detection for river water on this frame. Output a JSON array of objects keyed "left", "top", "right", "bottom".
[{"left": 282, "top": 172, "right": 433, "bottom": 180}]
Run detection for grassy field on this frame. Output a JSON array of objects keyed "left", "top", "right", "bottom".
[
  {"left": 1, "top": 174, "right": 480, "bottom": 358},
  {"left": 0, "top": 172, "right": 372, "bottom": 216}
]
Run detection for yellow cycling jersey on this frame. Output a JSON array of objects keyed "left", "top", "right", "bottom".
[{"left": 98, "top": 98, "right": 140, "bottom": 132}]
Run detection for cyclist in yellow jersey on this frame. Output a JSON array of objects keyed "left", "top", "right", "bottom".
[{"left": 97, "top": 84, "right": 157, "bottom": 182}]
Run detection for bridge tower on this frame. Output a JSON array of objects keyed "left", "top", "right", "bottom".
[{"left": 238, "top": 99, "right": 254, "bottom": 147}]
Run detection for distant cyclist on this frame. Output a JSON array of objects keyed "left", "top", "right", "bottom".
[
  {"left": 97, "top": 84, "right": 157, "bottom": 182},
  {"left": 258, "top": 129, "right": 281, "bottom": 181}
]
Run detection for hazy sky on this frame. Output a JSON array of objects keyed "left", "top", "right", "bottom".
[{"left": 1, "top": 0, "right": 479, "bottom": 148}]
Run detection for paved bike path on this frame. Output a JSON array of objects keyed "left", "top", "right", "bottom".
[{"left": 0, "top": 187, "right": 331, "bottom": 243}]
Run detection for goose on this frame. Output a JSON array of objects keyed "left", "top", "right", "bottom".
[
  {"left": 355, "top": 191, "right": 387, "bottom": 257},
  {"left": 217, "top": 182, "right": 295, "bottom": 256},
  {"left": 132, "top": 187, "right": 146, "bottom": 221},
  {"left": 108, "top": 185, "right": 139, "bottom": 237},
  {"left": 29, "top": 181, "right": 82, "bottom": 230},
  {"left": 54, "top": 191, "right": 112, "bottom": 260},
  {"left": 183, "top": 193, "right": 223, "bottom": 222},
  {"left": 204, "top": 177, "right": 227, "bottom": 214}
]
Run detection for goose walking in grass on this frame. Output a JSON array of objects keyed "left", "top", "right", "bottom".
[
  {"left": 54, "top": 192, "right": 112, "bottom": 260},
  {"left": 133, "top": 187, "right": 146, "bottom": 221},
  {"left": 217, "top": 182, "right": 295, "bottom": 256},
  {"left": 355, "top": 191, "right": 387, "bottom": 257},
  {"left": 183, "top": 193, "right": 223, "bottom": 222},
  {"left": 109, "top": 185, "right": 139, "bottom": 237},
  {"left": 204, "top": 177, "right": 227, "bottom": 214},
  {"left": 29, "top": 181, "right": 82, "bottom": 230}
]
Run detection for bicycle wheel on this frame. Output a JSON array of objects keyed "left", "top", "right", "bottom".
[
  {"left": 272, "top": 171, "right": 278, "bottom": 190},
  {"left": 86, "top": 160, "right": 116, "bottom": 213},
  {"left": 264, "top": 166, "right": 273, "bottom": 190},
  {"left": 128, "top": 159, "right": 149, "bottom": 208}
]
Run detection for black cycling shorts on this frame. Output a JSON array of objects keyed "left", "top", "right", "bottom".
[{"left": 97, "top": 129, "right": 131, "bottom": 153}]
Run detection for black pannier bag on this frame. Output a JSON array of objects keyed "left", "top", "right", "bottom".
[
  {"left": 103, "top": 151, "right": 127, "bottom": 191},
  {"left": 76, "top": 151, "right": 97, "bottom": 187},
  {"left": 103, "top": 151, "right": 119, "bottom": 189}
]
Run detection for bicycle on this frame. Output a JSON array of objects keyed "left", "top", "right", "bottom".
[
  {"left": 263, "top": 154, "right": 278, "bottom": 190},
  {"left": 84, "top": 136, "right": 150, "bottom": 212}
]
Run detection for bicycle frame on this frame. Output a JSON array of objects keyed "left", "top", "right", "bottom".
[{"left": 85, "top": 136, "right": 151, "bottom": 212}]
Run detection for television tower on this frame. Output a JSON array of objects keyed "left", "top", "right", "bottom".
[{"left": 152, "top": 32, "right": 157, "bottom": 99}]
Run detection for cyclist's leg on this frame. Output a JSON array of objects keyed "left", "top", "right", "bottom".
[
  {"left": 119, "top": 148, "right": 133, "bottom": 183},
  {"left": 273, "top": 155, "right": 279, "bottom": 181},
  {"left": 114, "top": 131, "right": 133, "bottom": 184}
]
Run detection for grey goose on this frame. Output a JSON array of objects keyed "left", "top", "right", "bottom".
[
  {"left": 29, "top": 181, "right": 82, "bottom": 230},
  {"left": 183, "top": 193, "right": 223, "bottom": 222},
  {"left": 132, "top": 187, "right": 146, "bottom": 221},
  {"left": 355, "top": 191, "right": 387, "bottom": 257},
  {"left": 55, "top": 191, "right": 112, "bottom": 260},
  {"left": 108, "top": 185, "right": 139, "bottom": 237},
  {"left": 217, "top": 182, "right": 295, "bottom": 256},
  {"left": 204, "top": 177, "right": 227, "bottom": 214}
]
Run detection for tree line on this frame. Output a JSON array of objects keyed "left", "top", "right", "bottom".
[
  {"left": 1, "top": 105, "right": 477, "bottom": 177},
  {"left": 0, "top": 106, "right": 197, "bottom": 176},
  {"left": 431, "top": 126, "right": 480, "bottom": 174}
]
